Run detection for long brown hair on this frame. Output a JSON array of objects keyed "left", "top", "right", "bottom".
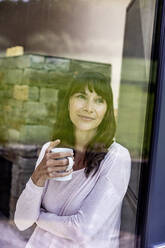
[{"left": 52, "top": 71, "right": 116, "bottom": 177}]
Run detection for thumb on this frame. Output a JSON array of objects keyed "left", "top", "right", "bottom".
[{"left": 47, "top": 139, "right": 61, "bottom": 153}]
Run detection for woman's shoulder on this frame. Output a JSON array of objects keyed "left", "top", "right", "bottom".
[
  {"left": 107, "top": 141, "right": 130, "bottom": 158},
  {"left": 100, "top": 142, "right": 131, "bottom": 174}
]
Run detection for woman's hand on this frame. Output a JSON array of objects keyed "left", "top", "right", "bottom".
[{"left": 31, "top": 139, "right": 74, "bottom": 187}]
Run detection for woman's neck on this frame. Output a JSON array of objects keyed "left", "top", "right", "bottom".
[{"left": 75, "top": 128, "right": 96, "bottom": 152}]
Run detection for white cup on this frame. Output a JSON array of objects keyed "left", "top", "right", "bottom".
[{"left": 50, "top": 147, "right": 74, "bottom": 181}]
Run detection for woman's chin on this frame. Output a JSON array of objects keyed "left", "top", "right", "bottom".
[{"left": 75, "top": 124, "right": 97, "bottom": 132}]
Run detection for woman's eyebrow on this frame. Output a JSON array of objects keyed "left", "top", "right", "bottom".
[{"left": 76, "top": 91, "right": 86, "bottom": 94}]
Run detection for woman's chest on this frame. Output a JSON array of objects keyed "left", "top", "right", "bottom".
[{"left": 42, "top": 171, "right": 95, "bottom": 216}]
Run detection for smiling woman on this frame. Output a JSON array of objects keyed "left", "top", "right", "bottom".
[
  {"left": 69, "top": 87, "right": 107, "bottom": 156},
  {"left": 14, "top": 71, "right": 131, "bottom": 248},
  {"left": 69, "top": 87, "right": 107, "bottom": 133},
  {"left": 53, "top": 71, "right": 117, "bottom": 176}
]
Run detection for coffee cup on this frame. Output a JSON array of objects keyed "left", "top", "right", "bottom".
[{"left": 50, "top": 147, "right": 74, "bottom": 181}]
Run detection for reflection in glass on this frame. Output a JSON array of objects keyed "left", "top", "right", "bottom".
[
  {"left": 0, "top": 0, "right": 157, "bottom": 247},
  {"left": 13, "top": 71, "right": 131, "bottom": 247},
  {"left": 116, "top": 0, "right": 156, "bottom": 247}
]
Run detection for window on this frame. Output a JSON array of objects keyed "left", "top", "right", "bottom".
[{"left": 0, "top": 0, "right": 157, "bottom": 247}]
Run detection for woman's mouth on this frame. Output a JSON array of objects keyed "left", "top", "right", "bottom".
[{"left": 78, "top": 114, "right": 95, "bottom": 121}]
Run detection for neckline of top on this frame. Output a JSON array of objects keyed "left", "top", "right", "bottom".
[{"left": 72, "top": 141, "right": 117, "bottom": 174}]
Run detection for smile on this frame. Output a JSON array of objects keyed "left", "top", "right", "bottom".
[{"left": 78, "top": 114, "right": 95, "bottom": 121}]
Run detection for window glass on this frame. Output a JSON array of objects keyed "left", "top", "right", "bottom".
[{"left": 0, "top": 0, "right": 156, "bottom": 247}]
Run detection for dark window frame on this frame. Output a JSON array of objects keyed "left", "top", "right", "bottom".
[{"left": 136, "top": 0, "right": 165, "bottom": 247}]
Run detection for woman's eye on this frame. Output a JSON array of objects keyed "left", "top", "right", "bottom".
[
  {"left": 95, "top": 97, "right": 104, "bottom": 103},
  {"left": 76, "top": 94, "right": 86, "bottom": 99}
]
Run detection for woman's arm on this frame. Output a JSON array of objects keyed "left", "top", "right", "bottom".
[
  {"left": 14, "top": 142, "right": 50, "bottom": 231},
  {"left": 36, "top": 147, "right": 131, "bottom": 244},
  {"left": 14, "top": 140, "right": 73, "bottom": 231}
]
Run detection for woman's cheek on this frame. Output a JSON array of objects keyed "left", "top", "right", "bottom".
[
  {"left": 97, "top": 105, "right": 106, "bottom": 114},
  {"left": 75, "top": 100, "right": 84, "bottom": 109}
]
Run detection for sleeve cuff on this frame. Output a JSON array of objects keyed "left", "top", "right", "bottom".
[{"left": 26, "top": 177, "right": 46, "bottom": 193}]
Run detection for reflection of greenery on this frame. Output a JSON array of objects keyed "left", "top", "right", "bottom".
[
  {"left": 0, "top": 55, "right": 111, "bottom": 145},
  {"left": 121, "top": 58, "right": 148, "bottom": 83},
  {"left": 116, "top": 57, "right": 157, "bottom": 160},
  {"left": 116, "top": 82, "right": 149, "bottom": 159}
]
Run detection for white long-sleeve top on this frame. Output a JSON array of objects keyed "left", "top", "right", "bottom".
[{"left": 14, "top": 141, "right": 131, "bottom": 248}]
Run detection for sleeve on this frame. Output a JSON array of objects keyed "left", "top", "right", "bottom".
[
  {"left": 36, "top": 147, "right": 131, "bottom": 244},
  {"left": 14, "top": 142, "right": 50, "bottom": 231}
]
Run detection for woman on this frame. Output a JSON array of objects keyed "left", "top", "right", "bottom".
[{"left": 14, "top": 71, "right": 131, "bottom": 248}]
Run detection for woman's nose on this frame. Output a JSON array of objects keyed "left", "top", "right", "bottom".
[{"left": 83, "top": 99, "right": 94, "bottom": 112}]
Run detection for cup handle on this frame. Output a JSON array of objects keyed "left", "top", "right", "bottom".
[{"left": 66, "top": 157, "right": 74, "bottom": 171}]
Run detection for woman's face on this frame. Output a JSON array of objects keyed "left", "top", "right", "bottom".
[{"left": 68, "top": 86, "right": 107, "bottom": 132}]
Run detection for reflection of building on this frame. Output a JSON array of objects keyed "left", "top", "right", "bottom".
[
  {"left": 116, "top": 0, "right": 156, "bottom": 246},
  {"left": 0, "top": 54, "right": 111, "bottom": 238},
  {"left": 0, "top": 54, "right": 111, "bottom": 145}
]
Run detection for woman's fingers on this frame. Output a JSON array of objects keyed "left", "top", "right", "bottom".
[
  {"left": 49, "top": 169, "right": 73, "bottom": 178},
  {"left": 48, "top": 152, "right": 73, "bottom": 159},
  {"left": 38, "top": 140, "right": 74, "bottom": 181},
  {"left": 46, "top": 139, "right": 61, "bottom": 153},
  {"left": 46, "top": 165, "right": 68, "bottom": 173},
  {"left": 46, "top": 158, "right": 69, "bottom": 167}
]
